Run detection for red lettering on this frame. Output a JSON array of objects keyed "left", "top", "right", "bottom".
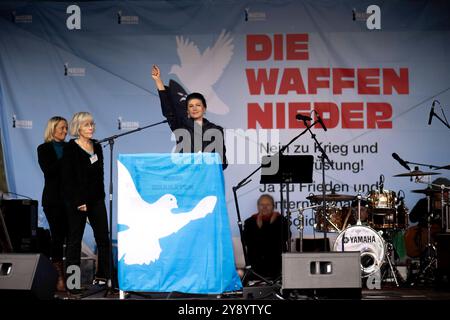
[
  {"left": 247, "top": 101, "right": 394, "bottom": 129},
  {"left": 333, "top": 68, "right": 355, "bottom": 94},
  {"left": 246, "top": 35, "right": 271, "bottom": 60},
  {"left": 342, "top": 103, "right": 364, "bottom": 128},
  {"left": 286, "top": 34, "right": 308, "bottom": 60},
  {"left": 308, "top": 68, "right": 330, "bottom": 94},
  {"left": 314, "top": 103, "right": 339, "bottom": 129},
  {"left": 247, "top": 103, "right": 273, "bottom": 129},
  {"left": 246, "top": 34, "right": 309, "bottom": 61},
  {"left": 279, "top": 68, "right": 306, "bottom": 94},
  {"left": 367, "top": 103, "right": 392, "bottom": 128},
  {"left": 358, "top": 68, "right": 380, "bottom": 94},
  {"left": 276, "top": 102, "right": 285, "bottom": 129},
  {"left": 246, "top": 68, "right": 279, "bottom": 95},
  {"left": 274, "top": 34, "right": 283, "bottom": 60},
  {"left": 289, "top": 102, "right": 310, "bottom": 128},
  {"left": 383, "top": 68, "right": 409, "bottom": 94}
]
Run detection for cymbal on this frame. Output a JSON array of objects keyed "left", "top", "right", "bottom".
[
  {"left": 411, "top": 188, "right": 441, "bottom": 195},
  {"left": 393, "top": 169, "right": 440, "bottom": 177},
  {"left": 435, "top": 165, "right": 450, "bottom": 170},
  {"left": 307, "top": 193, "right": 355, "bottom": 202}
]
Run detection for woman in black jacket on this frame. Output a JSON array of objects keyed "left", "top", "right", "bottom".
[
  {"left": 62, "top": 112, "right": 110, "bottom": 290},
  {"left": 151, "top": 65, "right": 228, "bottom": 169},
  {"left": 37, "top": 116, "right": 68, "bottom": 292}
]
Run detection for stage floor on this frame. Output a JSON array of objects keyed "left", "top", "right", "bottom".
[{"left": 64, "top": 283, "right": 450, "bottom": 301}]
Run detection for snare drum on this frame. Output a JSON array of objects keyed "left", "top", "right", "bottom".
[
  {"left": 333, "top": 225, "right": 385, "bottom": 277},
  {"left": 367, "top": 189, "right": 397, "bottom": 212}
]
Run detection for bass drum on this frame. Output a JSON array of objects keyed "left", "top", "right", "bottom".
[
  {"left": 404, "top": 224, "right": 441, "bottom": 258},
  {"left": 333, "top": 225, "right": 385, "bottom": 277}
]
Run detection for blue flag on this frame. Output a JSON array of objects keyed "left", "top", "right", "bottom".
[{"left": 117, "top": 153, "right": 242, "bottom": 294}]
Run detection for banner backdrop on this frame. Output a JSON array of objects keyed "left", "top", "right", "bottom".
[
  {"left": 117, "top": 153, "right": 242, "bottom": 293},
  {"left": 0, "top": 1, "right": 449, "bottom": 252}
]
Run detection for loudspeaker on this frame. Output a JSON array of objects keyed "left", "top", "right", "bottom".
[
  {"left": 0, "top": 253, "right": 57, "bottom": 299},
  {"left": 0, "top": 200, "right": 38, "bottom": 253},
  {"left": 243, "top": 285, "right": 279, "bottom": 299},
  {"left": 295, "top": 238, "right": 330, "bottom": 252},
  {"left": 282, "top": 252, "right": 361, "bottom": 298},
  {"left": 437, "top": 233, "right": 450, "bottom": 288}
]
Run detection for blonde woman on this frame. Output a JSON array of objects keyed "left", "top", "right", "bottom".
[
  {"left": 37, "top": 116, "right": 68, "bottom": 292},
  {"left": 62, "top": 112, "right": 110, "bottom": 292}
]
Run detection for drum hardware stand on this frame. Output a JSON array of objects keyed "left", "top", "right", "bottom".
[
  {"left": 293, "top": 205, "right": 321, "bottom": 252},
  {"left": 356, "top": 192, "right": 363, "bottom": 226},
  {"left": 301, "top": 115, "right": 333, "bottom": 251},
  {"left": 233, "top": 121, "right": 317, "bottom": 285},
  {"left": 322, "top": 205, "right": 342, "bottom": 232},
  {"left": 296, "top": 208, "right": 305, "bottom": 253},
  {"left": 381, "top": 242, "right": 400, "bottom": 287},
  {"left": 408, "top": 195, "right": 438, "bottom": 286}
]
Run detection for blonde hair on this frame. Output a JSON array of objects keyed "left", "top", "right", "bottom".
[
  {"left": 69, "top": 112, "right": 94, "bottom": 137},
  {"left": 44, "top": 116, "right": 68, "bottom": 142}
]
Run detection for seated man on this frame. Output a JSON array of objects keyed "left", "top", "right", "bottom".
[
  {"left": 243, "top": 194, "right": 289, "bottom": 280},
  {"left": 409, "top": 177, "right": 450, "bottom": 227},
  {"left": 405, "top": 178, "right": 450, "bottom": 258}
]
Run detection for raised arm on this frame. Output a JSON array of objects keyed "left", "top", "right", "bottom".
[
  {"left": 151, "top": 65, "right": 165, "bottom": 91},
  {"left": 151, "top": 64, "right": 186, "bottom": 131}
]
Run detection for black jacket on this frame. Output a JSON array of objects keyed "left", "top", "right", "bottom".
[
  {"left": 37, "top": 141, "right": 67, "bottom": 207},
  {"left": 61, "top": 139, "right": 105, "bottom": 208},
  {"left": 158, "top": 88, "right": 228, "bottom": 170},
  {"left": 243, "top": 213, "right": 290, "bottom": 278}
]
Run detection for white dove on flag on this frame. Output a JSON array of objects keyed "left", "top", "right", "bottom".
[
  {"left": 117, "top": 161, "right": 217, "bottom": 265},
  {"left": 169, "top": 29, "right": 234, "bottom": 115}
]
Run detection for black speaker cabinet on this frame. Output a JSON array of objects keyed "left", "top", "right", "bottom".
[
  {"left": 437, "top": 233, "right": 450, "bottom": 287},
  {"left": 0, "top": 253, "right": 57, "bottom": 299},
  {"left": 282, "top": 252, "right": 361, "bottom": 298},
  {"left": 0, "top": 199, "right": 38, "bottom": 253},
  {"left": 295, "top": 238, "right": 330, "bottom": 252}
]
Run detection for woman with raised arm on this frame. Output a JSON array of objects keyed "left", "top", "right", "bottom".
[{"left": 151, "top": 64, "right": 228, "bottom": 169}]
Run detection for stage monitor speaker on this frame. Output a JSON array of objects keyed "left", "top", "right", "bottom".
[
  {"left": 0, "top": 199, "right": 38, "bottom": 253},
  {"left": 282, "top": 252, "right": 361, "bottom": 298},
  {"left": 0, "top": 253, "right": 57, "bottom": 300}
]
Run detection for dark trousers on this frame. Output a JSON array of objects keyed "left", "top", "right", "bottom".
[
  {"left": 43, "top": 205, "right": 67, "bottom": 261},
  {"left": 65, "top": 200, "right": 110, "bottom": 279}
]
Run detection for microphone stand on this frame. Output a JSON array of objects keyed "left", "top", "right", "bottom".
[
  {"left": 93, "top": 119, "right": 168, "bottom": 297},
  {"left": 403, "top": 161, "right": 442, "bottom": 171},
  {"left": 302, "top": 119, "right": 333, "bottom": 251},
  {"left": 429, "top": 102, "right": 450, "bottom": 129},
  {"left": 233, "top": 121, "right": 319, "bottom": 286}
]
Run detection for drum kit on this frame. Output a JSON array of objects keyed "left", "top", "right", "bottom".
[{"left": 299, "top": 169, "right": 450, "bottom": 286}]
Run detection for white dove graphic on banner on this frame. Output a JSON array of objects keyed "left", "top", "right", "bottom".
[
  {"left": 117, "top": 161, "right": 217, "bottom": 265},
  {"left": 170, "top": 29, "right": 234, "bottom": 115}
]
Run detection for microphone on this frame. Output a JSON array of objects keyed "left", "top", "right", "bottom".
[
  {"left": 315, "top": 111, "right": 328, "bottom": 131},
  {"left": 296, "top": 114, "right": 312, "bottom": 122},
  {"left": 379, "top": 174, "right": 384, "bottom": 193},
  {"left": 392, "top": 153, "right": 411, "bottom": 171},
  {"left": 428, "top": 100, "right": 436, "bottom": 125}
]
